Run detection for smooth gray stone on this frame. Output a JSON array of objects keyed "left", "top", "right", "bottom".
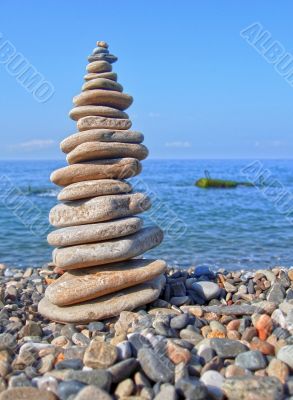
[
  {"left": 60, "top": 130, "right": 144, "bottom": 154},
  {"left": 48, "top": 217, "right": 142, "bottom": 247},
  {"left": 49, "top": 193, "right": 151, "bottom": 228},
  {"left": 69, "top": 106, "right": 128, "bottom": 120},
  {"left": 277, "top": 345, "right": 293, "bottom": 368},
  {"left": 235, "top": 350, "right": 267, "bottom": 371},
  {"left": 210, "top": 339, "right": 248, "bottom": 358},
  {"left": 57, "top": 179, "right": 132, "bottom": 201},
  {"left": 138, "top": 348, "right": 174, "bottom": 383},
  {"left": 53, "top": 227, "right": 163, "bottom": 270},
  {"left": 88, "top": 54, "right": 117, "bottom": 63},
  {"left": 92, "top": 47, "right": 109, "bottom": 54}
]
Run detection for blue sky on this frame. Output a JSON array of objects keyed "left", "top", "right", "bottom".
[{"left": 0, "top": 1, "right": 293, "bottom": 159}]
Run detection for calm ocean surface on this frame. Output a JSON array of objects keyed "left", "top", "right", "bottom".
[{"left": 0, "top": 159, "right": 292, "bottom": 270}]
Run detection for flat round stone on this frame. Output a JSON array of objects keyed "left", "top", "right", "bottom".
[
  {"left": 77, "top": 116, "right": 132, "bottom": 131},
  {"left": 92, "top": 47, "right": 109, "bottom": 54},
  {"left": 45, "top": 259, "right": 166, "bottom": 305},
  {"left": 53, "top": 226, "right": 163, "bottom": 270},
  {"left": 69, "top": 106, "right": 128, "bottom": 121},
  {"left": 61, "top": 130, "right": 144, "bottom": 153},
  {"left": 50, "top": 158, "right": 141, "bottom": 186},
  {"left": 84, "top": 72, "right": 117, "bottom": 81},
  {"left": 67, "top": 142, "right": 148, "bottom": 164},
  {"left": 82, "top": 78, "right": 123, "bottom": 92},
  {"left": 73, "top": 90, "right": 133, "bottom": 111},
  {"left": 38, "top": 275, "right": 166, "bottom": 323},
  {"left": 49, "top": 193, "right": 151, "bottom": 227},
  {"left": 57, "top": 179, "right": 132, "bottom": 201},
  {"left": 88, "top": 54, "right": 117, "bottom": 63},
  {"left": 86, "top": 61, "right": 112, "bottom": 73},
  {"left": 47, "top": 216, "right": 143, "bottom": 247}
]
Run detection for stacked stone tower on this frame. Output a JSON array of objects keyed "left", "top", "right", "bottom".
[{"left": 38, "top": 41, "right": 166, "bottom": 323}]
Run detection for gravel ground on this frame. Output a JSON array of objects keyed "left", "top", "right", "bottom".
[{"left": 0, "top": 263, "right": 292, "bottom": 400}]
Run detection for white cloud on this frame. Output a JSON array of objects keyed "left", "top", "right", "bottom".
[
  {"left": 165, "top": 141, "right": 192, "bottom": 148},
  {"left": 254, "top": 140, "right": 285, "bottom": 148},
  {"left": 148, "top": 112, "right": 160, "bottom": 118},
  {"left": 11, "top": 139, "right": 56, "bottom": 151}
]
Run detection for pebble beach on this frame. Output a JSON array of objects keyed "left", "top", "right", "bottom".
[{"left": 0, "top": 263, "right": 292, "bottom": 400}]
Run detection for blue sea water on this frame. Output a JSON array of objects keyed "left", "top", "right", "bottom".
[{"left": 0, "top": 159, "right": 292, "bottom": 270}]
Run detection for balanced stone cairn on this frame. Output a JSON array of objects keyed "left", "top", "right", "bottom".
[{"left": 38, "top": 41, "right": 166, "bottom": 323}]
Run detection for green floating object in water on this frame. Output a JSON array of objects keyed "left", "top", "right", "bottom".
[{"left": 195, "top": 171, "right": 254, "bottom": 189}]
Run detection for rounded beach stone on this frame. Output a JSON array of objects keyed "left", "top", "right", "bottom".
[
  {"left": 47, "top": 216, "right": 143, "bottom": 247},
  {"left": 60, "top": 130, "right": 144, "bottom": 154},
  {"left": 57, "top": 179, "right": 132, "bottom": 201},
  {"left": 82, "top": 78, "right": 123, "bottom": 92},
  {"left": 84, "top": 72, "right": 117, "bottom": 81},
  {"left": 38, "top": 275, "right": 166, "bottom": 323},
  {"left": 45, "top": 259, "right": 166, "bottom": 305},
  {"left": 86, "top": 61, "right": 112, "bottom": 73},
  {"left": 97, "top": 41, "right": 108, "bottom": 48},
  {"left": 67, "top": 142, "right": 148, "bottom": 164},
  {"left": 69, "top": 106, "right": 128, "bottom": 121},
  {"left": 50, "top": 158, "right": 141, "bottom": 186},
  {"left": 0, "top": 387, "right": 57, "bottom": 400},
  {"left": 77, "top": 116, "right": 132, "bottom": 131},
  {"left": 52, "top": 226, "right": 163, "bottom": 269},
  {"left": 92, "top": 47, "right": 109, "bottom": 55},
  {"left": 49, "top": 193, "right": 151, "bottom": 227},
  {"left": 88, "top": 54, "right": 117, "bottom": 63},
  {"left": 73, "top": 90, "right": 133, "bottom": 111}
]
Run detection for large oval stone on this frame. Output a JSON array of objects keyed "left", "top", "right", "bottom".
[
  {"left": 73, "top": 90, "right": 133, "bottom": 110},
  {"left": 58, "top": 179, "right": 132, "bottom": 201},
  {"left": 82, "top": 78, "right": 123, "bottom": 92},
  {"left": 50, "top": 158, "right": 141, "bottom": 186},
  {"left": 49, "top": 193, "right": 151, "bottom": 227},
  {"left": 84, "top": 72, "right": 117, "bottom": 81},
  {"left": 0, "top": 388, "right": 57, "bottom": 400},
  {"left": 86, "top": 61, "right": 112, "bottom": 73},
  {"left": 38, "top": 275, "right": 166, "bottom": 323},
  {"left": 47, "top": 216, "right": 143, "bottom": 247},
  {"left": 69, "top": 106, "right": 128, "bottom": 121},
  {"left": 53, "top": 226, "right": 163, "bottom": 269},
  {"left": 60, "top": 130, "right": 144, "bottom": 153},
  {"left": 67, "top": 142, "right": 148, "bottom": 164},
  {"left": 77, "top": 116, "right": 132, "bottom": 131},
  {"left": 45, "top": 259, "right": 166, "bottom": 305}
]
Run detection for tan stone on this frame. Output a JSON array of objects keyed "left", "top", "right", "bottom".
[
  {"left": 49, "top": 193, "right": 150, "bottom": 227},
  {"left": 84, "top": 72, "right": 117, "bottom": 81},
  {"left": 69, "top": 106, "right": 128, "bottom": 121},
  {"left": 77, "top": 116, "right": 132, "bottom": 131},
  {"left": 45, "top": 259, "right": 166, "bottom": 305},
  {"left": 86, "top": 61, "right": 112, "bottom": 73},
  {"left": 38, "top": 275, "right": 166, "bottom": 323},
  {"left": 53, "top": 226, "right": 163, "bottom": 270},
  {"left": 97, "top": 41, "right": 108, "bottom": 48},
  {"left": 50, "top": 158, "right": 141, "bottom": 186},
  {"left": 73, "top": 90, "right": 133, "bottom": 111},
  {"left": 166, "top": 340, "right": 191, "bottom": 365},
  {"left": 60, "top": 130, "right": 144, "bottom": 154},
  {"left": 67, "top": 142, "right": 148, "bottom": 164},
  {"left": 57, "top": 179, "right": 132, "bottom": 201},
  {"left": 47, "top": 216, "right": 143, "bottom": 247},
  {"left": 0, "top": 388, "right": 57, "bottom": 400},
  {"left": 82, "top": 78, "right": 123, "bottom": 92},
  {"left": 84, "top": 341, "right": 118, "bottom": 369}
]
